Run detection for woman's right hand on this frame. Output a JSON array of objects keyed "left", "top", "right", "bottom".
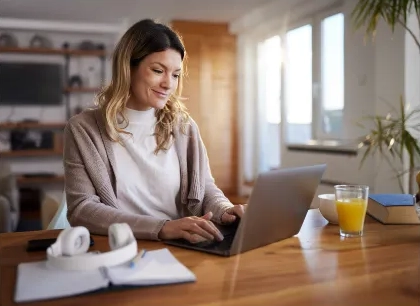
[{"left": 158, "top": 212, "right": 224, "bottom": 243}]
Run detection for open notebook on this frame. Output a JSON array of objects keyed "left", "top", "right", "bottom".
[{"left": 15, "top": 248, "right": 196, "bottom": 303}]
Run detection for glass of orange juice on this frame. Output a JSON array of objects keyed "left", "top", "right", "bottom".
[{"left": 334, "top": 185, "right": 369, "bottom": 237}]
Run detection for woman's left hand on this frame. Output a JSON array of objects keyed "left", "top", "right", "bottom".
[{"left": 221, "top": 204, "right": 247, "bottom": 224}]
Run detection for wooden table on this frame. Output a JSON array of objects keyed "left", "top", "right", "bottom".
[{"left": 1, "top": 209, "right": 420, "bottom": 306}]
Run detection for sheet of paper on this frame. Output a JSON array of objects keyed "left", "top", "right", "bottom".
[
  {"left": 106, "top": 248, "right": 196, "bottom": 286},
  {"left": 14, "top": 261, "right": 109, "bottom": 303}
]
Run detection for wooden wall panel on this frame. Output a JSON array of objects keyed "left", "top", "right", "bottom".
[{"left": 171, "top": 21, "right": 238, "bottom": 196}]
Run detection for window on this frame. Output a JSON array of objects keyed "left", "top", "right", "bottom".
[
  {"left": 256, "top": 35, "right": 282, "bottom": 170},
  {"left": 321, "top": 13, "right": 344, "bottom": 137},
  {"left": 238, "top": 9, "right": 345, "bottom": 187},
  {"left": 283, "top": 12, "right": 345, "bottom": 143},
  {"left": 258, "top": 35, "right": 282, "bottom": 124},
  {"left": 285, "top": 24, "right": 312, "bottom": 143}
]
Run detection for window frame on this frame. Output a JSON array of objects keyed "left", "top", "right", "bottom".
[
  {"left": 282, "top": 19, "right": 314, "bottom": 142},
  {"left": 314, "top": 8, "right": 346, "bottom": 140},
  {"left": 281, "top": 8, "right": 345, "bottom": 142},
  {"left": 257, "top": 34, "right": 282, "bottom": 125}
]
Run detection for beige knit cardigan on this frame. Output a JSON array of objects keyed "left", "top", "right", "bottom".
[{"left": 63, "top": 108, "right": 233, "bottom": 240}]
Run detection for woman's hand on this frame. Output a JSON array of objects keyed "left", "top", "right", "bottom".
[
  {"left": 158, "top": 212, "right": 224, "bottom": 243},
  {"left": 221, "top": 204, "right": 247, "bottom": 224}
]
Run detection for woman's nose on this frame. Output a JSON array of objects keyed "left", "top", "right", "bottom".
[{"left": 161, "top": 74, "right": 173, "bottom": 89}]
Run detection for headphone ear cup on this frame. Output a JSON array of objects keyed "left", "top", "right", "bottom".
[
  {"left": 49, "top": 227, "right": 72, "bottom": 256},
  {"left": 108, "top": 223, "right": 134, "bottom": 250},
  {"left": 60, "top": 226, "right": 90, "bottom": 256}
]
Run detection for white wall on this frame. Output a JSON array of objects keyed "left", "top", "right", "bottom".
[
  {"left": 405, "top": 13, "right": 420, "bottom": 113},
  {"left": 405, "top": 13, "right": 420, "bottom": 114},
  {"left": 231, "top": 0, "right": 409, "bottom": 197},
  {"left": 405, "top": 12, "right": 420, "bottom": 192},
  {"left": 341, "top": 0, "right": 375, "bottom": 141},
  {"left": 372, "top": 21, "right": 406, "bottom": 193}
]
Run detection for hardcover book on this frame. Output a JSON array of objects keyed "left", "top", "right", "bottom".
[{"left": 367, "top": 194, "right": 420, "bottom": 225}]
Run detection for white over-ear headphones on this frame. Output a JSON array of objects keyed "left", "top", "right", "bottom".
[{"left": 47, "top": 223, "right": 138, "bottom": 271}]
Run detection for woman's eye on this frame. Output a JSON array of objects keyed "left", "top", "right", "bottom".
[
  {"left": 173, "top": 74, "right": 180, "bottom": 79},
  {"left": 153, "top": 69, "right": 163, "bottom": 74}
]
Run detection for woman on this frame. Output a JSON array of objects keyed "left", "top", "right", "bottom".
[{"left": 63, "top": 19, "right": 246, "bottom": 243}]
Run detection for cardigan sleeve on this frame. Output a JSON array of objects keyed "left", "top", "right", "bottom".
[
  {"left": 64, "top": 118, "right": 167, "bottom": 240},
  {"left": 189, "top": 120, "right": 234, "bottom": 223}
]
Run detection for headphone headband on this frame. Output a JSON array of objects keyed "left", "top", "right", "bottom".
[{"left": 46, "top": 223, "right": 138, "bottom": 271}]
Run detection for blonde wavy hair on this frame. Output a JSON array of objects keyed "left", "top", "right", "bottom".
[{"left": 96, "top": 19, "right": 190, "bottom": 154}]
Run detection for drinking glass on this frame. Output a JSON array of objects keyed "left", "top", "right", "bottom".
[{"left": 334, "top": 185, "right": 369, "bottom": 237}]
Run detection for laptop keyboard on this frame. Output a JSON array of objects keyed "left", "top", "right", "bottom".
[
  {"left": 192, "top": 232, "right": 235, "bottom": 250},
  {"left": 165, "top": 220, "right": 240, "bottom": 254}
]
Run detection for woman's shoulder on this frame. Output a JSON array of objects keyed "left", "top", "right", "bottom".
[
  {"left": 65, "top": 107, "right": 102, "bottom": 131},
  {"left": 179, "top": 116, "right": 199, "bottom": 135}
]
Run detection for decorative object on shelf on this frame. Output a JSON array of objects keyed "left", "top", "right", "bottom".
[
  {"left": 85, "top": 66, "right": 99, "bottom": 87},
  {"left": 0, "top": 131, "right": 11, "bottom": 152},
  {"left": 10, "top": 129, "right": 54, "bottom": 151},
  {"left": 68, "top": 75, "right": 83, "bottom": 88},
  {"left": 78, "top": 40, "right": 96, "bottom": 50},
  {"left": 62, "top": 42, "right": 70, "bottom": 50},
  {"left": 0, "top": 33, "right": 18, "bottom": 47},
  {"left": 29, "top": 35, "right": 53, "bottom": 49}
]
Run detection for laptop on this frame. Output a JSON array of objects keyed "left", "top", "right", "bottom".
[{"left": 164, "top": 164, "right": 327, "bottom": 256}]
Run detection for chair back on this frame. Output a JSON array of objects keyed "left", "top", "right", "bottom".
[{"left": 47, "top": 191, "right": 71, "bottom": 229}]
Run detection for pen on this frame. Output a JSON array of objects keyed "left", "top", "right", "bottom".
[{"left": 129, "top": 249, "right": 146, "bottom": 268}]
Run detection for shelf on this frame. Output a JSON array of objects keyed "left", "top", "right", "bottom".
[
  {"left": 0, "top": 149, "right": 62, "bottom": 157},
  {"left": 0, "top": 47, "right": 106, "bottom": 57},
  {"left": 0, "top": 122, "right": 66, "bottom": 130},
  {"left": 0, "top": 47, "right": 66, "bottom": 55},
  {"left": 17, "top": 175, "right": 64, "bottom": 185},
  {"left": 67, "top": 49, "right": 106, "bottom": 57},
  {"left": 64, "top": 87, "right": 101, "bottom": 93}
]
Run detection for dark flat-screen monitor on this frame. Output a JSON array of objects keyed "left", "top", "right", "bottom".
[{"left": 0, "top": 62, "right": 63, "bottom": 105}]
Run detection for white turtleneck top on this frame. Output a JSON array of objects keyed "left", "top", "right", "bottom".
[{"left": 112, "top": 107, "right": 180, "bottom": 220}]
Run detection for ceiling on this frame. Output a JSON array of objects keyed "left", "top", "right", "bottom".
[{"left": 0, "top": 0, "right": 274, "bottom": 25}]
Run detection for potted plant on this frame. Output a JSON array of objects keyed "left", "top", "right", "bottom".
[
  {"left": 352, "top": 0, "right": 420, "bottom": 194},
  {"left": 357, "top": 98, "right": 420, "bottom": 193},
  {"left": 352, "top": 0, "right": 420, "bottom": 49}
]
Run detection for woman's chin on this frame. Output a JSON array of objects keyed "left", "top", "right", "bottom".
[{"left": 153, "top": 100, "right": 168, "bottom": 110}]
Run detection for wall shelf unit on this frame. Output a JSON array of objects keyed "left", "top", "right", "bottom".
[{"left": 0, "top": 46, "right": 106, "bottom": 119}]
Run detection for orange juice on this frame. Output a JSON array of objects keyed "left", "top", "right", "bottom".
[{"left": 335, "top": 198, "right": 367, "bottom": 232}]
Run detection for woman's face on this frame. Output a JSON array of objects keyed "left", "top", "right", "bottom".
[{"left": 127, "top": 49, "right": 182, "bottom": 111}]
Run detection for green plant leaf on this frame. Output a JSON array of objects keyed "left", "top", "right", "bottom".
[
  {"left": 352, "top": 0, "right": 420, "bottom": 34},
  {"left": 357, "top": 93, "right": 420, "bottom": 192}
]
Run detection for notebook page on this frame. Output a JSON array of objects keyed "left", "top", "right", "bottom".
[
  {"left": 14, "top": 261, "right": 109, "bottom": 303},
  {"left": 106, "top": 248, "right": 196, "bottom": 286}
]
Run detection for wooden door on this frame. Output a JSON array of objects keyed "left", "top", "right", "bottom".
[{"left": 171, "top": 21, "right": 238, "bottom": 196}]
